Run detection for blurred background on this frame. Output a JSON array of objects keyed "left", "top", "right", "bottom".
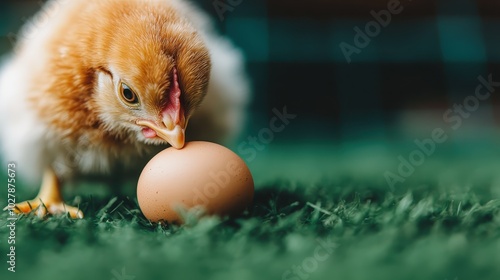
[
  {"left": 203, "top": 0, "right": 500, "bottom": 146},
  {"left": 1, "top": 0, "right": 500, "bottom": 183}
]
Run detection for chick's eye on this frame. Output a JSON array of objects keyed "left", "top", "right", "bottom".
[{"left": 120, "top": 83, "right": 139, "bottom": 105}]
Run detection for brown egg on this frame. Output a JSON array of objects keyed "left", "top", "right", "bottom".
[{"left": 137, "top": 141, "right": 254, "bottom": 223}]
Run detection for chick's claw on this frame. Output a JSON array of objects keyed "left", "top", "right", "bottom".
[
  {"left": 4, "top": 198, "right": 83, "bottom": 219},
  {"left": 3, "top": 168, "right": 85, "bottom": 219}
]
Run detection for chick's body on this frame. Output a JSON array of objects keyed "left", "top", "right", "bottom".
[{"left": 0, "top": 0, "right": 249, "bottom": 217}]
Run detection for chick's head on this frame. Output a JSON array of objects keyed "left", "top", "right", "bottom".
[{"left": 92, "top": 17, "right": 211, "bottom": 149}]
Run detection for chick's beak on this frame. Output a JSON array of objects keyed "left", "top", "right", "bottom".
[
  {"left": 136, "top": 118, "right": 186, "bottom": 149},
  {"left": 136, "top": 67, "right": 186, "bottom": 149}
]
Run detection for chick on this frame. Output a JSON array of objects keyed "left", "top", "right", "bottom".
[{"left": 0, "top": 0, "right": 249, "bottom": 218}]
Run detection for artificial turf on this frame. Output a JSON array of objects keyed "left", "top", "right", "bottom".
[{"left": 0, "top": 141, "right": 499, "bottom": 280}]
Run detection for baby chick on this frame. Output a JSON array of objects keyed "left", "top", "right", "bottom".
[{"left": 0, "top": 0, "right": 249, "bottom": 218}]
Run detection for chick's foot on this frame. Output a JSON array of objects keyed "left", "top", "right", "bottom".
[
  {"left": 3, "top": 168, "right": 83, "bottom": 219},
  {"left": 5, "top": 198, "right": 83, "bottom": 219}
]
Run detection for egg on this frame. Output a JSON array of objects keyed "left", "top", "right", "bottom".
[{"left": 137, "top": 141, "right": 254, "bottom": 223}]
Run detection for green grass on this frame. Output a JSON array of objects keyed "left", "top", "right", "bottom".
[{"left": 1, "top": 142, "right": 499, "bottom": 280}]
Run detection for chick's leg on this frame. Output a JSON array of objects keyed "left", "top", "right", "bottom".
[{"left": 4, "top": 168, "right": 83, "bottom": 219}]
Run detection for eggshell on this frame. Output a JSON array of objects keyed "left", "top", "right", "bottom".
[{"left": 137, "top": 141, "right": 254, "bottom": 223}]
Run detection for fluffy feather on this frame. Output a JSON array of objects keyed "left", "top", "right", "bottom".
[{"left": 0, "top": 0, "right": 249, "bottom": 187}]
